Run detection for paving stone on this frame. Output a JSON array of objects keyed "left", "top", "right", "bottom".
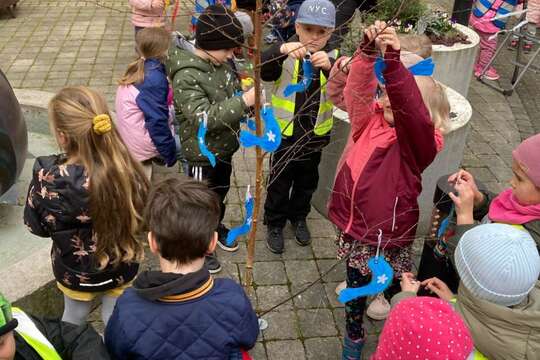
[
  {"left": 297, "top": 309, "right": 338, "bottom": 337},
  {"left": 305, "top": 337, "right": 341, "bottom": 360},
  {"left": 311, "top": 237, "right": 337, "bottom": 259},
  {"left": 284, "top": 260, "right": 319, "bottom": 285},
  {"left": 249, "top": 342, "right": 267, "bottom": 360},
  {"left": 291, "top": 282, "right": 329, "bottom": 309},
  {"left": 260, "top": 310, "right": 299, "bottom": 340},
  {"left": 317, "top": 259, "right": 346, "bottom": 283},
  {"left": 266, "top": 340, "right": 305, "bottom": 360},
  {"left": 256, "top": 285, "right": 293, "bottom": 312},
  {"left": 332, "top": 308, "right": 346, "bottom": 337},
  {"left": 253, "top": 261, "right": 288, "bottom": 286}
]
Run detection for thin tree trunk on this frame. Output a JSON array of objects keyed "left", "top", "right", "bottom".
[{"left": 244, "top": 0, "right": 263, "bottom": 294}]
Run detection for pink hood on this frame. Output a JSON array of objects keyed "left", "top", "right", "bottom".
[{"left": 129, "top": 0, "right": 166, "bottom": 28}]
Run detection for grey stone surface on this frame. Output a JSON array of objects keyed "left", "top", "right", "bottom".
[
  {"left": 253, "top": 261, "right": 288, "bottom": 286},
  {"left": 297, "top": 309, "right": 338, "bottom": 338},
  {"left": 305, "top": 337, "right": 342, "bottom": 360},
  {"left": 266, "top": 340, "right": 306, "bottom": 360},
  {"left": 284, "top": 260, "right": 320, "bottom": 285},
  {"left": 260, "top": 311, "right": 299, "bottom": 340}
]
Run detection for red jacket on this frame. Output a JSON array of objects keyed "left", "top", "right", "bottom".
[{"left": 327, "top": 46, "right": 442, "bottom": 248}]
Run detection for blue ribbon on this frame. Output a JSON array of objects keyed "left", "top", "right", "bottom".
[
  {"left": 197, "top": 112, "right": 216, "bottom": 167},
  {"left": 239, "top": 106, "right": 282, "bottom": 153},
  {"left": 283, "top": 57, "right": 313, "bottom": 97},
  {"left": 338, "top": 256, "right": 394, "bottom": 303},
  {"left": 374, "top": 56, "right": 436, "bottom": 85},
  {"left": 226, "top": 186, "right": 254, "bottom": 246}
]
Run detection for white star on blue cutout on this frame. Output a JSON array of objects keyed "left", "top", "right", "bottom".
[
  {"left": 377, "top": 274, "right": 388, "bottom": 285},
  {"left": 267, "top": 130, "right": 276, "bottom": 142}
]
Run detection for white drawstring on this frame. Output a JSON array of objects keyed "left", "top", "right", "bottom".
[
  {"left": 391, "top": 197, "right": 399, "bottom": 232},
  {"left": 375, "top": 229, "right": 383, "bottom": 261}
]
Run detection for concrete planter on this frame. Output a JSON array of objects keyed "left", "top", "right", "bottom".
[
  {"left": 431, "top": 23, "right": 480, "bottom": 97},
  {"left": 311, "top": 87, "right": 472, "bottom": 237}
]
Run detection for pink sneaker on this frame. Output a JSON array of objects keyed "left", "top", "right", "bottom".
[{"left": 475, "top": 66, "right": 500, "bottom": 81}]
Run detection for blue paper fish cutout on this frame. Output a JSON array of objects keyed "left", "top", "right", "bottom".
[
  {"left": 197, "top": 112, "right": 216, "bottom": 167},
  {"left": 283, "top": 56, "right": 313, "bottom": 97},
  {"left": 239, "top": 106, "right": 282, "bottom": 153},
  {"left": 226, "top": 186, "right": 254, "bottom": 246},
  {"left": 338, "top": 256, "right": 394, "bottom": 303},
  {"left": 374, "top": 56, "right": 436, "bottom": 85}
]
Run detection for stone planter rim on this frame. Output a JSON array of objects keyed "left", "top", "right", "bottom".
[{"left": 431, "top": 23, "right": 480, "bottom": 53}]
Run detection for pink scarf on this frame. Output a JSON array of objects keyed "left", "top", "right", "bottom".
[{"left": 489, "top": 188, "right": 540, "bottom": 224}]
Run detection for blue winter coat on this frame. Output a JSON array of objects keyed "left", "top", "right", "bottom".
[{"left": 105, "top": 273, "right": 259, "bottom": 360}]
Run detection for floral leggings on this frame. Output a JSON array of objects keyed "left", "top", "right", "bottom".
[{"left": 345, "top": 265, "right": 401, "bottom": 341}]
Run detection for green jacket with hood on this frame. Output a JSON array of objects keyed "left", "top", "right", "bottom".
[{"left": 167, "top": 47, "right": 250, "bottom": 165}]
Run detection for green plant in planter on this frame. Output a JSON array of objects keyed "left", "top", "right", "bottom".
[{"left": 339, "top": 1, "right": 470, "bottom": 56}]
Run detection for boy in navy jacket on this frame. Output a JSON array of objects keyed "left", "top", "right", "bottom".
[{"left": 105, "top": 176, "right": 259, "bottom": 359}]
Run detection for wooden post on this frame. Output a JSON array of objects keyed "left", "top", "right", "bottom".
[{"left": 243, "top": 0, "right": 263, "bottom": 293}]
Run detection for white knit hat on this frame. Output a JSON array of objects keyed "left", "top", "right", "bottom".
[{"left": 455, "top": 223, "right": 540, "bottom": 306}]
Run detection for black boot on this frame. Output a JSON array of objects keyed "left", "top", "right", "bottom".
[
  {"left": 266, "top": 226, "right": 284, "bottom": 254},
  {"left": 292, "top": 219, "right": 311, "bottom": 246}
]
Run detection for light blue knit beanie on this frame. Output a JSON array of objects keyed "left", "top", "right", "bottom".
[{"left": 455, "top": 223, "right": 540, "bottom": 307}]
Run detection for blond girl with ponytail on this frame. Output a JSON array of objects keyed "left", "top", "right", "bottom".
[{"left": 24, "top": 86, "right": 150, "bottom": 327}]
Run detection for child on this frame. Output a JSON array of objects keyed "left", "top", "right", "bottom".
[
  {"left": 470, "top": 0, "right": 517, "bottom": 80},
  {"left": 264, "top": 0, "right": 305, "bottom": 44},
  {"left": 23, "top": 86, "right": 149, "bottom": 327},
  {"left": 371, "top": 296, "right": 474, "bottom": 360},
  {"left": 167, "top": 4, "right": 256, "bottom": 273},
  {"left": 0, "top": 292, "right": 110, "bottom": 360},
  {"left": 262, "top": 0, "right": 338, "bottom": 254},
  {"left": 105, "top": 176, "right": 259, "bottom": 359},
  {"left": 129, "top": 0, "right": 168, "bottom": 34},
  {"left": 510, "top": 0, "right": 540, "bottom": 52},
  {"left": 116, "top": 27, "right": 177, "bottom": 179},
  {"left": 326, "top": 22, "right": 450, "bottom": 358},
  {"left": 397, "top": 223, "right": 540, "bottom": 360},
  {"left": 446, "top": 133, "right": 540, "bottom": 257}
]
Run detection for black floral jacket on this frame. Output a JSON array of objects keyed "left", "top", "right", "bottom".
[{"left": 23, "top": 154, "right": 138, "bottom": 292}]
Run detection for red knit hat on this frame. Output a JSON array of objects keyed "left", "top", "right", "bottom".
[{"left": 371, "top": 297, "right": 474, "bottom": 360}]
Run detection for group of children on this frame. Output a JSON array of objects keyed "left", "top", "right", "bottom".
[{"left": 0, "top": 0, "right": 539, "bottom": 359}]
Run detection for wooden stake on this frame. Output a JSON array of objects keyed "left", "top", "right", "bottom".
[{"left": 244, "top": 0, "right": 263, "bottom": 294}]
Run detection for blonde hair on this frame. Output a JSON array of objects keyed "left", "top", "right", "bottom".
[
  {"left": 48, "top": 86, "right": 150, "bottom": 268},
  {"left": 119, "top": 27, "right": 171, "bottom": 85},
  {"left": 400, "top": 34, "right": 432, "bottom": 59},
  {"left": 415, "top": 76, "right": 451, "bottom": 134}
]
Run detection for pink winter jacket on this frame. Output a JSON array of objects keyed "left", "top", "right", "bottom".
[
  {"left": 115, "top": 84, "right": 174, "bottom": 162},
  {"left": 326, "top": 45, "right": 443, "bottom": 248},
  {"left": 129, "top": 0, "right": 166, "bottom": 28}
]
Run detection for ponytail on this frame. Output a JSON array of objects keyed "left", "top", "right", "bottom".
[{"left": 118, "top": 58, "right": 146, "bottom": 85}]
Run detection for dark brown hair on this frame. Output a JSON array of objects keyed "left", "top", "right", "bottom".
[
  {"left": 144, "top": 176, "right": 220, "bottom": 264},
  {"left": 48, "top": 86, "right": 150, "bottom": 269},
  {"left": 119, "top": 27, "right": 171, "bottom": 85}
]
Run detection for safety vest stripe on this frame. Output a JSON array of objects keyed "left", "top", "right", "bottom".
[{"left": 12, "top": 308, "right": 62, "bottom": 360}]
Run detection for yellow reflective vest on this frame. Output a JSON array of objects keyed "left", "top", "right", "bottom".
[
  {"left": 271, "top": 49, "right": 339, "bottom": 137},
  {"left": 12, "top": 308, "right": 62, "bottom": 360}
]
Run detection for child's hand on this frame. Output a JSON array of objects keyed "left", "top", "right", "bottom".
[
  {"left": 242, "top": 87, "right": 256, "bottom": 107},
  {"left": 449, "top": 181, "right": 475, "bottom": 225},
  {"left": 280, "top": 42, "right": 307, "bottom": 59},
  {"left": 311, "top": 51, "right": 331, "bottom": 71},
  {"left": 400, "top": 272, "right": 420, "bottom": 293},
  {"left": 448, "top": 170, "right": 484, "bottom": 206},
  {"left": 421, "top": 277, "right": 454, "bottom": 302},
  {"left": 364, "top": 21, "right": 400, "bottom": 54}
]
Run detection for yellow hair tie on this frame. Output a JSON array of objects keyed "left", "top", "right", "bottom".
[{"left": 93, "top": 114, "right": 112, "bottom": 135}]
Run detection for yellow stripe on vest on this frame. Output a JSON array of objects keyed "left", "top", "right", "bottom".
[{"left": 12, "top": 308, "right": 62, "bottom": 360}]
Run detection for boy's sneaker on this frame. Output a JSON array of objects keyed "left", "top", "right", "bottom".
[
  {"left": 217, "top": 224, "right": 239, "bottom": 252},
  {"left": 205, "top": 252, "right": 222, "bottom": 274},
  {"left": 266, "top": 226, "right": 284, "bottom": 254},
  {"left": 366, "top": 293, "right": 391, "bottom": 320},
  {"left": 291, "top": 219, "right": 311, "bottom": 246}
]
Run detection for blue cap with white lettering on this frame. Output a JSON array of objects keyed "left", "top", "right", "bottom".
[{"left": 296, "top": 0, "right": 336, "bottom": 29}]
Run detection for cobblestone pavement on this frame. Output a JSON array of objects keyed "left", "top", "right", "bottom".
[{"left": 1, "top": 1, "right": 539, "bottom": 359}]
